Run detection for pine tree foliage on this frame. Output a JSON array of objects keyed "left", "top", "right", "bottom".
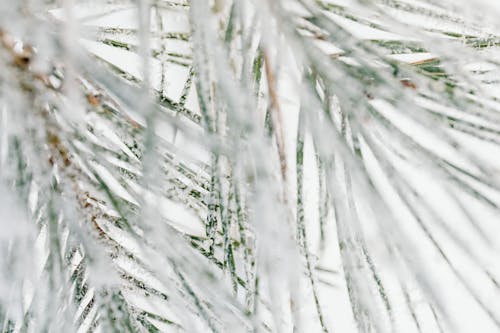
[{"left": 1, "top": 0, "right": 500, "bottom": 332}]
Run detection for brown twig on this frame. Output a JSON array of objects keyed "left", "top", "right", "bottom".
[{"left": 263, "top": 50, "right": 288, "bottom": 183}]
